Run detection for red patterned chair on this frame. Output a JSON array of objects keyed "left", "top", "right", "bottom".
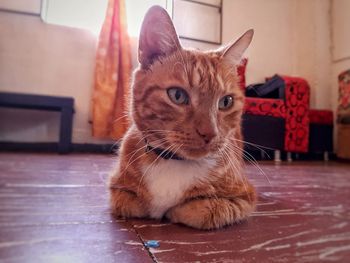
[
  {"left": 239, "top": 61, "right": 333, "bottom": 161},
  {"left": 242, "top": 75, "right": 310, "bottom": 161}
]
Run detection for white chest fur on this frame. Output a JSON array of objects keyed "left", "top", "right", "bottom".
[{"left": 143, "top": 158, "right": 214, "bottom": 218}]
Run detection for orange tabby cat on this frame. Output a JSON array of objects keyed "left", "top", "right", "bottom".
[{"left": 109, "top": 6, "right": 256, "bottom": 230}]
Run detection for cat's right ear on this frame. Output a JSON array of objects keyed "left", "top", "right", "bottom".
[
  {"left": 221, "top": 29, "right": 254, "bottom": 65},
  {"left": 138, "top": 6, "right": 181, "bottom": 68}
]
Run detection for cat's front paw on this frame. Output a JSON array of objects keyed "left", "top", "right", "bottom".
[
  {"left": 110, "top": 188, "right": 148, "bottom": 218},
  {"left": 166, "top": 197, "right": 255, "bottom": 230}
]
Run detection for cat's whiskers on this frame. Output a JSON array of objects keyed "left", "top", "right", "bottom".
[
  {"left": 109, "top": 127, "right": 167, "bottom": 157},
  {"left": 121, "top": 139, "right": 171, "bottom": 186},
  {"left": 241, "top": 149, "right": 271, "bottom": 185},
  {"left": 121, "top": 138, "right": 169, "bottom": 175},
  {"left": 112, "top": 113, "right": 129, "bottom": 124},
  {"left": 226, "top": 140, "right": 271, "bottom": 185},
  {"left": 220, "top": 141, "right": 254, "bottom": 203},
  {"left": 136, "top": 143, "right": 181, "bottom": 195},
  {"left": 221, "top": 144, "right": 242, "bottom": 185},
  {"left": 132, "top": 132, "right": 169, "bottom": 150},
  {"left": 109, "top": 112, "right": 130, "bottom": 153},
  {"left": 231, "top": 138, "right": 272, "bottom": 159},
  {"left": 126, "top": 129, "right": 176, "bottom": 156},
  {"left": 216, "top": 146, "right": 231, "bottom": 185},
  {"left": 142, "top": 130, "right": 185, "bottom": 150},
  {"left": 223, "top": 141, "right": 259, "bottom": 205},
  {"left": 225, "top": 148, "right": 253, "bottom": 205},
  {"left": 125, "top": 135, "right": 168, "bottom": 159},
  {"left": 110, "top": 139, "right": 122, "bottom": 153},
  {"left": 122, "top": 129, "right": 181, "bottom": 176},
  {"left": 169, "top": 143, "right": 184, "bottom": 160}
]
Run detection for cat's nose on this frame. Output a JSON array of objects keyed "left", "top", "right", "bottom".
[{"left": 196, "top": 128, "right": 217, "bottom": 144}]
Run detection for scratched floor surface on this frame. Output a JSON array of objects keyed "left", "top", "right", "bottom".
[{"left": 0, "top": 153, "right": 349, "bottom": 263}]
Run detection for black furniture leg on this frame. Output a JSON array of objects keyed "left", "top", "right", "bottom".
[{"left": 59, "top": 106, "right": 73, "bottom": 154}]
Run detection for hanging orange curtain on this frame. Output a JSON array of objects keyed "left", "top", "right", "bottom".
[{"left": 92, "top": 0, "right": 131, "bottom": 139}]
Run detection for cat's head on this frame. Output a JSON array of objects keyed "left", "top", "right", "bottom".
[{"left": 131, "top": 6, "right": 253, "bottom": 160}]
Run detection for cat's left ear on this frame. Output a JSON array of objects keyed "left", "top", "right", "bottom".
[
  {"left": 138, "top": 6, "right": 182, "bottom": 68},
  {"left": 220, "top": 29, "right": 254, "bottom": 65}
]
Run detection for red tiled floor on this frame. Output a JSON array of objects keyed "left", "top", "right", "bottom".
[
  {"left": 0, "top": 154, "right": 152, "bottom": 263},
  {"left": 0, "top": 153, "right": 349, "bottom": 262}
]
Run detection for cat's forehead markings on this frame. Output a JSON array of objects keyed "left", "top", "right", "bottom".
[
  {"left": 188, "top": 56, "right": 212, "bottom": 89},
  {"left": 191, "top": 64, "right": 202, "bottom": 87},
  {"left": 172, "top": 62, "right": 189, "bottom": 83},
  {"left": 215, "top": 74, "right": 226, "bottom": 92}
]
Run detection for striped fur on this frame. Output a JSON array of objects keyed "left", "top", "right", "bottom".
[{"left": 109, "top": 6, "right": 256, "bottom": 230}]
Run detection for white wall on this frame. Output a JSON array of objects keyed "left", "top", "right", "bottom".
[
  {"left": 0, "top": 0, "right": 339, "bottom": 145},
  {"left": 0, "top": 0, "right": 41, "bottom": 14},
  {"left": 41, "top": 0, "right": 108, "bottom": 35},
  {"left": 0, "top": 12, "right": 110, "bottom": 144}
]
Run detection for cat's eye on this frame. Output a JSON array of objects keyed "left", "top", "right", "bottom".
[
  {"left": 167, "top": 87, "right": 189, "bottom": 105},
  {"left": 218, "top": 95, "right": 234, "bottom": 110}
]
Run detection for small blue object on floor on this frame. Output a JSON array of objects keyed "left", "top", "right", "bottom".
[{"left": 145, "top": 240, "right": 159, "bottom": 248}]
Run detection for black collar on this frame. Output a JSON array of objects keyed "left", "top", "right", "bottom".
[{"left": 145, "top": 140, "right": 184, "bottom": 161}]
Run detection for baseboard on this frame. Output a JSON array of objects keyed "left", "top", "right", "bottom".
[
  {"left": 0, "top": 141, "right": 337, "bottom": 160},
  {"left": 73, "top": 143, "right": 118, "bottom": 153},
  {"left": 0, "top": 142, "right": 118, "bottom": 154},
  {"left": 246, "top": 149, "right": 337, "bottom": 161}
]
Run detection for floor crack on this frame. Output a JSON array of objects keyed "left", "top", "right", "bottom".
[{"left": 128, "top": 219, "right": 159, "bottom": 263}]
